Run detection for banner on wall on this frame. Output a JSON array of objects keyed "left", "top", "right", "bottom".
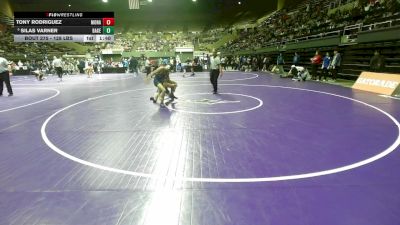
[
  {"left": 352, "top": 72, "right": 400, "bottom": 96},
  {"left": 175, "top": 47, "right": 193, "bottom": 53}
]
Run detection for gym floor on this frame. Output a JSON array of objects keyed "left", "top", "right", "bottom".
[{"left": 1, "top": 71, "right": 400, "bottom": 225}]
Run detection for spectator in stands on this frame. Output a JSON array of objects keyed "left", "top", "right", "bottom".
[
  {"left": 385, "top": 0, "right": 400, "bottom": 13},
  {"left": 293, "top": 52, "right": 300, "bottom": 66},
  {"left": 330, "top": 49, "right": 342, "bottom": 81},
  {"left": 320, "top": 52, "right": 331, "bottom": 81},
  {"left": 370, "top": 50, "right": 386, "bottom": 72},
  {"left": 310, "top": 51, "right": 322, "bottom": 80},
  {"left": 0, "top": 56, "right": 13, "bottom": 96}
]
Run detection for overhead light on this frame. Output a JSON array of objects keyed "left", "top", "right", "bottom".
[
  {"left": 102, "top": 0, "right": 108, "bottom": 3},
  {"left": 238, "top": 1, "right": 241, "bottom": 4},
  {"left": 68, "top": 4, "right": 71, "bottom": 7},
  {"left": 148, "top": 0, "right": 152, "bottom": 2},
  {"left": 192, "top": 0, "right": 197, "bottom": 2}
]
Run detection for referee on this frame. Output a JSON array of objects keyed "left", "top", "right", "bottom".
[
  {"left": 210, "top": 52, "right": 223, "bottom": 94},
  {"left": 52, "top": 56, "right": 63, "bottom": 82},
  {"left": 0, "top": 56, "right": 13, "bottom": 97}
]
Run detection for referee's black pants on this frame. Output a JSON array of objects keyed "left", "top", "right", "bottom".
[
  {"left": 0, "top": 71, "right": 13, "bottom": 95},
  {"left": 210, "top": 69, "right": 220, "bottom": 92},
  {"left": 55, "top": 67, "right": 63, "bottom": 79}
]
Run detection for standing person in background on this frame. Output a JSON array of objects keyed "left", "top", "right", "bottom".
[
  {"left": 0, "top": 56, "right": 13, "bottom": 96},
  {"left": 293, "top": 52, "right": 300, "bottom": 66},
  {"left": 145, "top": 57, "right": 151, "bottom": 76},
  {"left": 210, "top": 52, "right": 223, "bottom": 94},
  {"left": 129, "top": 57, "right": 139, "bottom": 77},
  {"left": 246, "top": 56, "right": 251, "bottom": 72},
  {"left": 319, "top": 52, "right": 331, "bottom": 81},
  {"left": 310, "top": 51, "right": 322, "bottom": 80},
  {"left": 276, "top": 53, "right": 285, "bottom": 74},
  {"left": 257, "top": 55, "right": 263, "bottom": 71},
  {"left": 239, "top": 55, "right": 244, "bottom": 71},
  {"left": 252, "top": 57, "right": 258, "bottom": 71},
  {"left": 122, "top": 58, "right": 129, "bottom": 73},
  {"left": 78, "top": 59, "right": 85, "bottom": 74},
  {"left": 221, "top": 56, "right": 226, "bottom": 71},
  {"left": 169, "top": 57, "right": 174, "bottom": 72},
  {"left": 262, "top": 55, "right": 268, "bottom": 71},
  {"left": 192, "top": 57, "right": 198, "bottom": 76},
  {"left": 52, "top": 56, "right": 63, "bottom": 82},
  {"left": 235, "top": 56, "right": 240, "bottom": 71},
  {"left": 172, "top": 57, "right": 177, "bottom": 72},
  {"left": 370, "top": 50, "right": 385, "bottom": 72},
  {"left": 176, "top": 55, "right": 181, "bottom": 72},
  {"left": 158, "top": 58, "right": 163, "bottom": 68},
  {"left": 330, "top": 49, "right": 342, "bottom": 82},
  {"left": 163, "top": 58, "right": 169, "bottom": 67}
]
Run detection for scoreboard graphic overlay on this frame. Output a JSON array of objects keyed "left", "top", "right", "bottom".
[{"left": 13, "top": 12, "right": 115, "bottom": 42}]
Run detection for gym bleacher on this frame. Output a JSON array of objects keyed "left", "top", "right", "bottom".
[{"left": 216, "top": 0, "right": 400, "bottom": 78}]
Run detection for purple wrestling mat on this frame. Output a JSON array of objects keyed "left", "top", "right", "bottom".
[{"left": 1, "top": 72, "right": 400, "bottom": 225}]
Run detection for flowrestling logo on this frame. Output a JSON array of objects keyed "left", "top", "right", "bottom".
[{"left": 46, "top": 13, "right": 83, "bottom": 18}]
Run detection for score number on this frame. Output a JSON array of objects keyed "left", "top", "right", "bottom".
[
  {"left": 103, "top": 26, "right": 114, "bottom": 34},
  {"left": 102, "top": 18, "right": 115, "bottom": 26},
  {"left": 102, "top": 18, "right": 114, "bottom": 35}
]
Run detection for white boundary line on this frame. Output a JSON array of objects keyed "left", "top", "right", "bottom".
[
  {"left": 40, "top": 84, "right": 400, "bottom": 183},
  {"left": 168, "top": 92, "right": 263, "bottom": 114},
  {"left": 379, "top": 95, "right": 400, "bottom": 100},
  {"left": 12, "top": 74, "right": 133, "bottom": 86},
  {"left": 171, "top": 72, "right": 259, "bottom": 83},
  {"left": 0, "top": 88, "right": 60, "bottom": 113}
]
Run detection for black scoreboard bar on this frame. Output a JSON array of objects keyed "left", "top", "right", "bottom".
[
  {"left": 14, "top": 26, "right": 105, "bottom": 34},
  {"left": 13, "top": 12, "right": 115, "bottom": 42},
  {"left": 14, "top": 12, "right": 114, "bottom": 18},
  {"left": 15, "top": 18, "right": 109, "bottom": 26}
]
